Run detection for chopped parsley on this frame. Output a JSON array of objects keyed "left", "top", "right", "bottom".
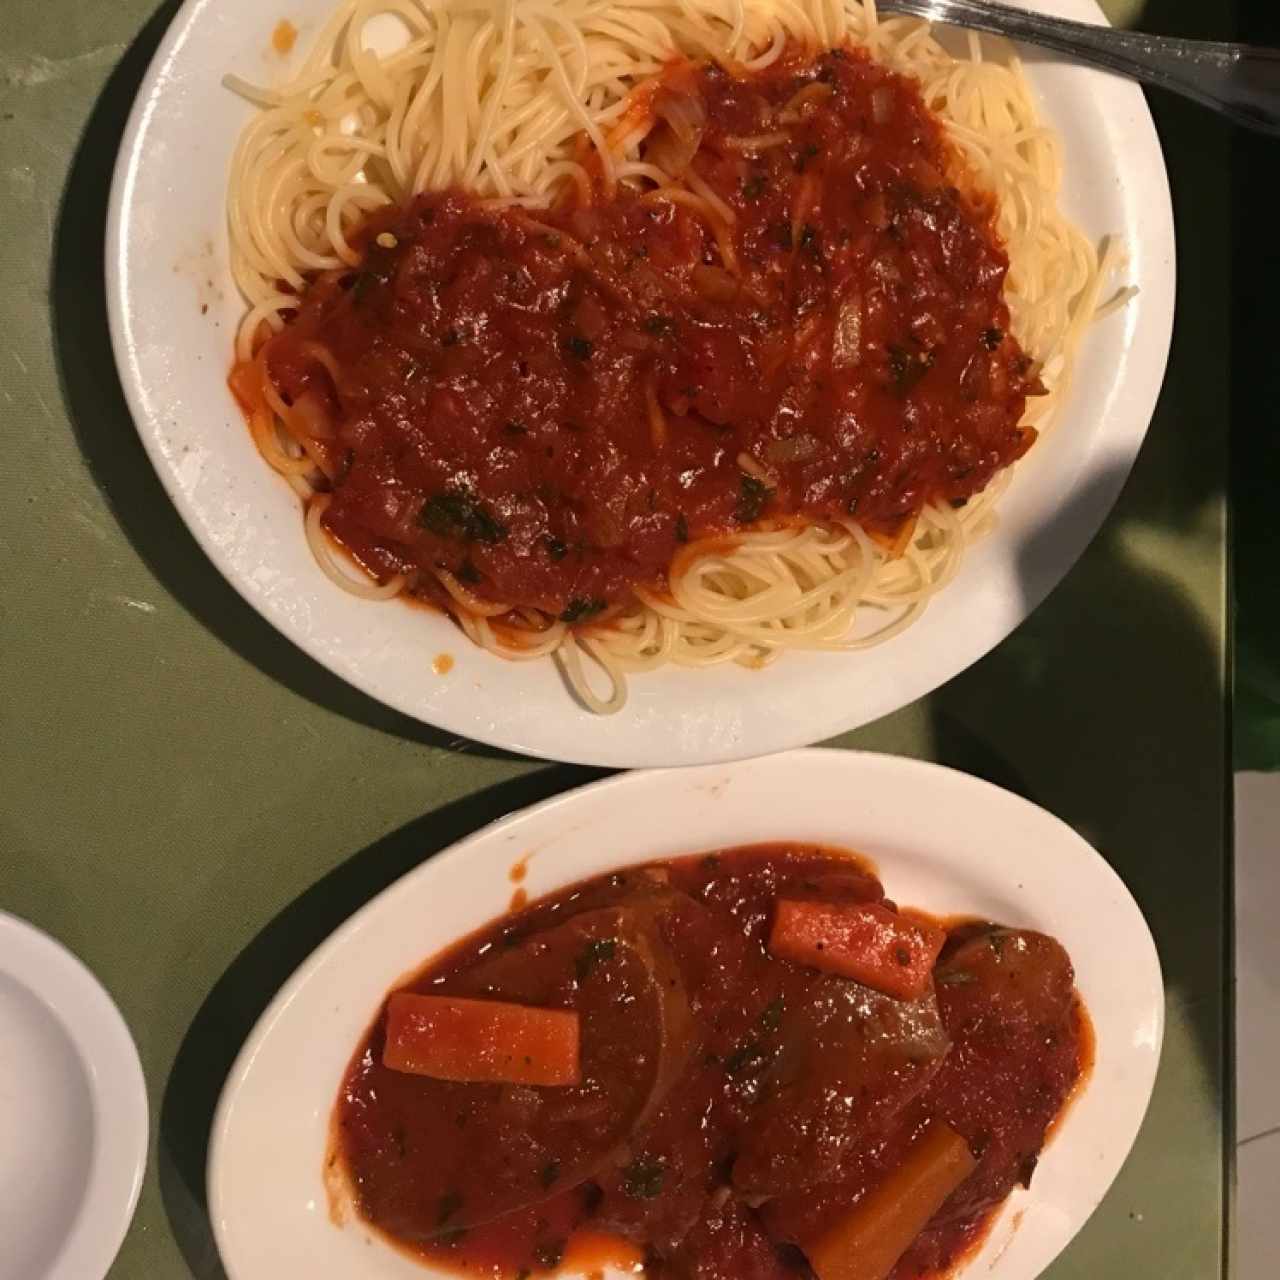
[
  {"left": 559, "top": 597, "right": 607, "bottom": 623},
  {"left": 758, "top": 996, "right": 785, "bottom": 1033},
  {"left": 420, "top": 492, "right": 507, "bottom": 545},
  {"left": 887, "top": 344, "right": 934, "bottom": 395},
  {"left": 575, "top": 937, "right": 617, "bottom": 980},
  {"left": 622, "top": 1156, "right": 667, "bottom": 1199},
  {"left": 736, "top": 473, "right": 773, "bottom": 524},
  {"left": 564, "top": 335, "right": 593, "bottom": 360},
  {"left": 545, "top": 535, "right": 568, "bottom": 561},
  {"left": 534, "top": 1239, "right": 565, "bottom": 1268},
  {"left": 437, "top": 1190, "right": 464, "bottom": 1226},
  {"left": 643, "top": 313, "right": 674, "bottom": 335},
  {"left": 742, "top": 174, "right": 767, "bottom": 200},
  {"left": 724, "top": 1039, "right": 767, "bottom": 1078},
  {"left": 350, "top": 269, "right": 379, "bottom": 303},
  {"left": 675, "top": 512, "right": 690, "bottom": 543},
  {"left": 539, "top": 1158, "right": 562, "bottom": 1188}
]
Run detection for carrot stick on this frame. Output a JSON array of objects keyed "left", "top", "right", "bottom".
[
  {"left": 382, "top": 992, "right": 581, "bottom": 1086},
  {"left": 803, "top": 1121, "right": 976, "bottom": 1280},
  {"left": 768, "top": 900, "right": 946, "bottom": 1000}
]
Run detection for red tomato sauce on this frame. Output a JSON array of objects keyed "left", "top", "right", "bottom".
[
  {"left": 331, "top": 844, "right": 1087, "bottom": 1279},
  {"left": 251, "top": 45, "right": 1041, "bottom": 622}
]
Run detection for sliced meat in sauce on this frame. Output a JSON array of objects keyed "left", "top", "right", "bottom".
[
  {"left": 338, "top": 889, "right": 700, "bottom": 1238},
  {"left": 332, "top": 848, "right": 1086, "bottom": 1280},
  {"left": 762, "top": 927, "right": 1083, "bottom": 1279},
  {"left": 732, "top": 978, "right": 949, "bottom": 1199}
]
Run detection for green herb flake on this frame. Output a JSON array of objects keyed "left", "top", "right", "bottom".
[
  {"left": 758, "top": 996, "right": 785, "bottom": 1033},
  {"left": 621, "top": 1156, "right": 667, "bottom": 1200},
  {"left": 534, "top": 1239, "right": 565, "bottom": 1268},
  {"left": 559, "top": 597, "right": 607, "bottom": 624},
  {"left": 437, "top": 1190, "right": 464, "bottom": 1226},
  {"left": 736, "top": 473, "right": 773, "bottom": 524},
  {"left": 724, "top": 1039, "right": 767, "bottom": 1078},
  {"left": 795, "top": 142, "right": 820, "bottom": 173},
  {"left": 546, "top": 535, "right": 568, "bottom": 561},
  {"left": 351, "top": 270, "right": 378, "bottom": 303},
  {"left": 887, "top": 344, "right": 933, "bottom": 395},
  {"left": 675, "top": 512, "right": 689, "bottom": 543},
  {"left": 539, "top": 1158, "right": 562, "bottom": 1188},
  {"left": 575, "top": 937, "right": 617, "bottom": 980},
  {"left": 742, "top": 174, "right": 767, "bottom": 200},
  {"left": 419, "top": 492, "right": 508, "bottom": 545},
  {"left": 643, "top": 313, "right": 673, "bottom": 336},
  {"left": 565, "top": 335, "right": 593, "bottom": 360}
]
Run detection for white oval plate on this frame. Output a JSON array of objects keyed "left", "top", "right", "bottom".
[
  {"left": 0, "top": 913, "right": 148, "bottom": 1280},
  {"left": 107, "top": 0, "right": 1174, "bottom": 767},
  {"left": 209, "top": 748, "right": 1163, "bottom": 1280}
]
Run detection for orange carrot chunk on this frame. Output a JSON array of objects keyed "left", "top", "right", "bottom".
[
  {"left": 768, "top": 899, "right": 946, "bottom": 1000},
  {"left": 382, "top": 992, "right": 581, "bottom": 1086},
  {"left": 803, "top": 1121, "right": 977, "bottom": 1280}
]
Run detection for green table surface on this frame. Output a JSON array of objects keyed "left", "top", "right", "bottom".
[{"left": 0, "top": 1, "right": 1232, "bottom": 1277}]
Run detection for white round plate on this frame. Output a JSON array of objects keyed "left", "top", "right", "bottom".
[
  {"left": 0, "top": 913, "right": 148, "bottom": 1280},
  {"left": 209, "top": 748, "right": 1163, "bottom": 1280},
  {"left": 108, "top": 0, "right": 1175, "bottom": 767}
]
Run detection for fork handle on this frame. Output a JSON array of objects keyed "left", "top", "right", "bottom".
[{"left": 882, "top": 0, "right": 1280, "bottom": 135}]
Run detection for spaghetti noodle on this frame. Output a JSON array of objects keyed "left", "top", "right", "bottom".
[{"left": 226, "top": 0, "right": 1129, "bottom": 714}]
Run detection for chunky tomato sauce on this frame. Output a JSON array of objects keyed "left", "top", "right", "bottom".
[
  {"left": 255, "top": 46, "right": 1040, "bottom": 621},
  {"left": 333, "top": 845, "right": 1086, "bottom": 1280}
]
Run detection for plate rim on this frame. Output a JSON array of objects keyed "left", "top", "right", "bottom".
[
  {"left": 106, "top": 0, "right": 1176, "bottom": 768},
  {"left": 206, "top": 746, "right": 1165, "bottom": 1280},
  {"left": 0, "top": 911, "right": 149, "bottom": 1280}
]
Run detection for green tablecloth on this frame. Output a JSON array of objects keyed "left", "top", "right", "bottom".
[{"left": 0, "top": 1, "right": 1231, "bottom": 1276}]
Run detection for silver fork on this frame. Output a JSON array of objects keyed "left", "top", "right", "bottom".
[{"left": 879, "top": 0, "right": 1280, "bottom": 135}]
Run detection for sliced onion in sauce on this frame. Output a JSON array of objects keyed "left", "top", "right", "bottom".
[
  {"left": 691, "top": 263, "right": 741, "bottom": 304},
  {"left": 778, "top": 80, "right": 834, "bottom": 124},
  {"left": 646, "top": 81, "right": 707, "bottom": 176},
  {"left": 291, "top": 389, "right": 337, "bottom": 439},
  {"left": 765, "top": 434, "right": 818, "bottom": 464},
  {"left": 832, "top": 292, "right": 863, "bottom": 369}
]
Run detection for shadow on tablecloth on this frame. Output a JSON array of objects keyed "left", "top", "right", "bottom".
[{"left": 48, "top": 0, "right": 515, "bottom": 764}]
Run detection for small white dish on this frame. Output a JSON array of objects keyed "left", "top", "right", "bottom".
[
  {"left": 106, "top": 0, "right": 1175, "bottom": 767},
  {"left": 209, "top": 748, "right": 1163, "bottom": 1280},
  {"left": 0, "top": 913, "right": 148, "bottom": 1280}
]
